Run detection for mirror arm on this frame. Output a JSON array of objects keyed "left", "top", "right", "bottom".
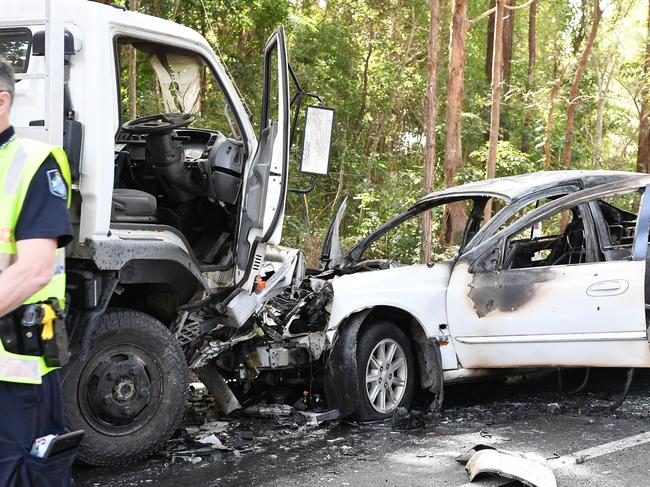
[
  {"left": 290, "top": 94, "right": 303, "bottom": 147},
  {"left": 289, "top": 175, "right": 318, "bottom": 195},
  {"left": 289, "top": 63, "right": 325, "bottom": 107},
  {"left": 304, "top": 91, "right": 325, "bottom": 106}
]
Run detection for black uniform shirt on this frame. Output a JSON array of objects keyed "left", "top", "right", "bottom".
[{"left": 0, "top": 127, "right": 73, "bottom": 248}]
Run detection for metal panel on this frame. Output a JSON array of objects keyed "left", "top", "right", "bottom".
[
  {"left": 447, "top": 260, "right": 650, "bottom": 368},
  {"left": 45, "top": 0, "right": 64, "bottom": 146}
]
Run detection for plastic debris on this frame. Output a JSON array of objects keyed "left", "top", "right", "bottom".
[
  {"left": 197, "top": 434, "right": 230, "bottom": 450},
  {"left": 244, "top": 404, "right": 294, "bottom": 418},
  {"left": 298, "top": 409, "right": 340, "bottom": 425},
  {"left": 462, "top": 445, "right": 557, "bottom": 487}
]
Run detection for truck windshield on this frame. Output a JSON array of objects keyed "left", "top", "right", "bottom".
[{"left": 117, "top": 40, "right": 240, "bottom": 138}]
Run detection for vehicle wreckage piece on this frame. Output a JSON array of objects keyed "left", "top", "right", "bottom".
[
  {"left": 323, "top": 310, "right": 369, "bottom": 417},
  {"left": 320, "top": 197, "right": 348, "bottom": 270},
  {"left": 298, "top": 409, "right": 340, "bottom": 425},
  {"left": 464, "top": 446, "right": 557, "bottom": 487},
  {"left": 196, "top": 364, "right": 242, "bottom": 415}
]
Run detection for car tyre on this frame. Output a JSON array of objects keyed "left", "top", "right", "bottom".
[
  {"left": 355, "top": 320, "right": 415, "bottom": 421},
  {"left": 61, "top": 309, "right": 189, "bottom": 466}
]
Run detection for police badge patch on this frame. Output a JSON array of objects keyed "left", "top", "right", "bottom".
[{"left": 46, "top": 169, "right": 67, "bottom": 199}]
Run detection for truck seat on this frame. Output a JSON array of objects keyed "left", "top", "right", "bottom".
[{"left": 111, "top": 189, "right": 157, "bottom": 223}]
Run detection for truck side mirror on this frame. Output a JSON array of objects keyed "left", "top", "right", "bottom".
[
  {"left": 300, "top": 106, "right": 334, "bottom": 176},
  {"left": 32, "top": 30, "right": 77, "bottom": 56}
]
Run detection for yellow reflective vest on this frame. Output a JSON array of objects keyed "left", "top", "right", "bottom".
[{"left": 0, "top": 136, "right": 71, "bottom": 384}]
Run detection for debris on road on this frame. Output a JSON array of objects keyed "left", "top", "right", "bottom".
[
  {"left": 391, "top": 407, "right": 427, "bottom": 431},
  {"left": 462, "top": 445, "right": 557, "bottom": 487},
  {"left": 244, "top": 403, "right": 294, "bottom": 418},
  {"left": 199, "top": 421, "right": 230, "bottom": 434},
  {"left": 197, "top": 434, "right": 230, "bottom": 450},
  {"left": 298, "top": 409, "right": 340, "bottom": 425},
  {"left": 547, "top": 402, "right": 561, "bottom": 414}
]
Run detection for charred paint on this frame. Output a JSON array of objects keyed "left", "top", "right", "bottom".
[{"left": 468, "top": 269, "right": 555, "bottom": 318}]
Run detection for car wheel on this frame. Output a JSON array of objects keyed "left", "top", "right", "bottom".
[
  {"left": 61, "top": 309, "right": 189, "bottom": 466},
  {"left": 355, "top": 320, "right": 415, "bottom": 421}
]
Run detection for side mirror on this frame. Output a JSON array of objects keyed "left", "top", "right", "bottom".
[
  {"left": 300, "top": 106, "right": 334, "bottom": 176},
  {"left": 32, "top": 29, "right": 77, "bottom": 56}
]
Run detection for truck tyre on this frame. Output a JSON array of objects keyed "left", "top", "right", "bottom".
[
  {"left": 355, "top": 320, "right": 415, "bottom": 421},
  {"left": 61, "top": 309, "right": 189, "bottom": 466}
]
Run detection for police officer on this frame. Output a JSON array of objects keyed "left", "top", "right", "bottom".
[{"left": 0, "top": 59, "right": 74, "bottom": 485}]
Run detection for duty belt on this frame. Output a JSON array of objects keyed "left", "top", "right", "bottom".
[{"left": 0, "top": 300, "right": 70, "bottom": 368}]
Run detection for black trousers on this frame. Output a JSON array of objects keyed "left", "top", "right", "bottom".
[{"left": 0, "top": 371, "right": 73, "bottom": 487}]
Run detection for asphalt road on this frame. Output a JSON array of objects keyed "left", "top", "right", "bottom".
[{"left": 74, "top": 369, "right": 650, "bottom": 487}]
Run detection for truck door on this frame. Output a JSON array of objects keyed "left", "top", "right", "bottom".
[
  {"left": 235, "top": 27, "right": 290, "bottom": 290},
  {"left": 446, "top": 184, "right": 650, "bottom": 369}
]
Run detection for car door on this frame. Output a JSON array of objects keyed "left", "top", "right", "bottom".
[
  {"left": 235, "top": 27, "right": 290, "bottom": 290},
  {"left": 446, "top": 183, "right": 650, "bottom": 369}
]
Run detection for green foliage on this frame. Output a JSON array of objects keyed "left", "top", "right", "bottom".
[{"left": 457, "top": 141, "right": 537, "bottom": 185}]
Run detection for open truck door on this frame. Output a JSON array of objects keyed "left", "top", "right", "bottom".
[{"left": 235, "top": 27, "right": 290, "bottom": 291}]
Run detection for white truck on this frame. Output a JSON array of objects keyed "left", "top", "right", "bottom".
[{"left": 2, "top": 0, "right": 334, "bottom": 465}]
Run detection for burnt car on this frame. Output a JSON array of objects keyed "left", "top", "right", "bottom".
[{"left": 189, "top": 170, "right": 650, "bottom": 422}]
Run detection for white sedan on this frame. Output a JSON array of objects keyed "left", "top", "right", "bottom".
[{"left": 319, "top": 170, "right": 650, "bottom": 420}]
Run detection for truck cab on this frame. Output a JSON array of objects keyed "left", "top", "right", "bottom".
[{"left": 1, "top": 0, "right": 333, "bottom": 465}]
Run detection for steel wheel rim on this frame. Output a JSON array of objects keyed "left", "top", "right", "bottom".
[
  {"left": 365, "top": 338, "right": 407, "bottom": 414},
  {"left": 79, "top": 343, "right": 163, "bottom": 436}
]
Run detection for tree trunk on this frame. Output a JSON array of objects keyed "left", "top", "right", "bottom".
[
  {"left": 486, "top": 0, "right": 496, "bottom": 83},
  {"left": 593, "top": 57, "right": 605, "bottom": 168},
  {"left": 171, "top": 0, "right": 182, "bottom": 21},
  {"left": 544, "top": 44, "right": 567, "bottom": 170},
  {"left": 443, "top": 0, "right": 470, "bottom": 245},
  {"left": 637, "top": 0, "right": 650, "bottom": 173},
  {"left": 422, "top": 0, "right": 440, "bottom": 263},
  {"left": 561, "top": 0, "right": 602, "bottom": 169},
  {"left": 484, "top": 0, "right": 505, "bottom": 220},
  {"left": 357, "top": 39, "right": 374, "bottom": 129},
  {"left": 501, "top": 0, "right": 516, "bottom": 85},
  {"left": 593, "top": 54, "right": 613, "bottom": 168},
  {"left": 543, "top": 83, "right": 561, "bottom": 170},
  {"left": 486, "top": 0, "right": 515, "bottom": 85},
  {"left": 128, "top": 0, "right": 139, "bottom": 120},
  {"left": 521, "top": 0, "right": 537, "bottom": 154}
]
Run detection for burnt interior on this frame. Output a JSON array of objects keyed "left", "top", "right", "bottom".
[{"left": 503, "top": 207, "right": 586, "bottom": 270}]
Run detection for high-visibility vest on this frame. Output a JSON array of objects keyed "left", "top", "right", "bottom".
[{"left": 0, "top": 136, "right": 71, "bottom": 384}]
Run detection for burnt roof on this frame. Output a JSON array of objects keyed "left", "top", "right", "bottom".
[{"left": 419, "top": 170, "right": 647, "bottom": 204}]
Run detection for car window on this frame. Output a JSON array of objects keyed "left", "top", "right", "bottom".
[
  {"left": 496, "top": 197, "right": 557, "bottom": 234},
  {"left": 502, "top": 206, "right": 587, "bottom": 270},
  {"left": 361, "top": 197, "right": 500, "bottom": 265},
  {"left": 468, "top": 183, "right": 650, "bottom": 273},
  {"left": 598, "top": 192, "right": 642, "bottom": 249},
  {"left": 363, "top": 204, "right": 463, "bottom": 265}
]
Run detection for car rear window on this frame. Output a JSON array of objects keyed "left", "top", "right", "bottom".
[{"left": 0, "top": 28, "right": 32, "bottom": 74}]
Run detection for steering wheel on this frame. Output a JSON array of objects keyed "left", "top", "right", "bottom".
[{"left": 121, "top": 113, "right": 196, "bottom": 135}]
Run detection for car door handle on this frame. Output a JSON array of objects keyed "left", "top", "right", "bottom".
[{"left": 586, "top": 279, "right": 629, "bottom": 297}]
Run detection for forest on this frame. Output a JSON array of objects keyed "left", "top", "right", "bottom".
[{"left": 119, "top": 0, "right": 650, "bottom": 265}]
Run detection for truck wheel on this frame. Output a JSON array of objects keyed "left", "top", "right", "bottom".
[
  {"left": 355, "top": 320, "right": 415, "bottom": 421},
  {"left": 61, "top": 309, "right": 189, "bottom": 466}
]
